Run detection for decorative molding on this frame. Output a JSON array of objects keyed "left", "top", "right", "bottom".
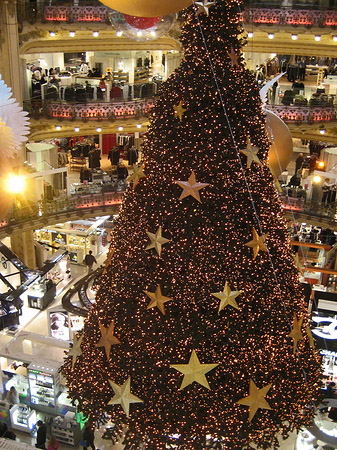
[{"left": 265, "top": 105, "right": 336, "bottom": 124}]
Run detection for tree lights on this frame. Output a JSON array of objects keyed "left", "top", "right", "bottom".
[{"left": 62, "top": 0, "right": 321, "bottom": 448}]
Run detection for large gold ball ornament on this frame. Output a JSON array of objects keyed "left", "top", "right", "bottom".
[
  {"left": 98, "top": 0, "right": 193, "bottom": 17},
  {"left": 266, "top": 110, "right": 293, "bottom": 177}
]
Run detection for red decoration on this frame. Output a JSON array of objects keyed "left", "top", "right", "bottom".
[{"left": 122, "top": 14, "right": 161, "bottom": 29}]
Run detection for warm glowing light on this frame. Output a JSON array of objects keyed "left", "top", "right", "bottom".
[
  {"left": 93, "top": 31, "right": 99, "bottom": 37},
  {"left": 118, "top": 126, "right": 124, "bottom": 131},
  {"left": 333, "top": 36, "right": 337, "bottom": 42},
  {"left": 74, "top": 127, "right": 80, "bottom": 132},
  {"left": 291, "top": 34, "right": 298, "bottom": 40},
  {"left": 55, "top": 125, "right": 61, "bottom": 131},
  {"left": 49, "top": 31, "right": 56, "bottom": 37},
  {"left": 4, "top": 174, "right": 26, "bottom": 194},
  {"left": 96, "top": 127, "right": 102, "bottom": 132},
  {"left": 268, "top": 33, "right": 274, "bottom": 39},
  {"left": 137, "top": 123, "right": 142, "bottom": 128},
  {"left": 313, "top": 175, "right": 322, "bottom": 183},
  {"left": 69, "top": 31, "right": 76, "bottom": 37},
  {"left": 248, "top": 32, "right": 254, "bottom": 38},
  {"left": 315, "top": 35, "right": 321, "bottom": 41},
  {"left": 317, "top": 161, "right": 325, "bottom": 169},
  {"left": 137, "top": 31, "right": 143, "bottom": 37},
  {"left": 116, "top": 31, "right": 123, "bottom": 37},
  {"left": 150, "top": 31, "right": 156, "bottom": 37}
]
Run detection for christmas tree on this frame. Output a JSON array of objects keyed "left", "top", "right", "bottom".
[{"left": 62, "top": 0, "right": 321, "bottom": 448}]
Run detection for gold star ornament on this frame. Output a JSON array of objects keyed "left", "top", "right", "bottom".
[
  {"left": 240, "top": 138, "right": 262, "bottom": 168},
  {"left": 289, "top": 314, "right": 304, "bottom": 353},
  {"left": 237, "top": 379, "right": 272, "bottom": 421},
  {"left": 245, "top": 227, "right": 268, "bottom": 260},
  {"left": 174, "top": 101, "right": 187, "bottom": 122},
  {"left": 68, "top": 334, "right": 83, "bottom": 369},
  {"left": 145, "top": 226, "right": 170, "bottom": 257},
  {"left": 170, "top": 349, "right": 218, "bottom": 390},
  {"left": 175, "top": 170, "right": 209, "bottom": 203},
  {"left": 127, "top": 163, "right": 146, "bottom": 189},
  {"left": 96, "top": 320, "right": 120, "bottom": 359},
  {"left": 144, "top": 284, "right": 172, "bottom": 315},
  {"left": 229, "top": 47, "right": 240, "bottom": 68},
  {"left": 211, "top": 281, "right": 242, "bottom": 312},
  {"left": 195, "top": 0, "right": 215, "bottom": 16},
  {"left": 108, "top": 377, "right": 143, "bottom": 417}
]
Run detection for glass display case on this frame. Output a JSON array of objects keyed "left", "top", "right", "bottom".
[
  {"left": 27, "top": 278, "right": 56, "bottom": 310},
  {"left": 28, "top": 364, "right": 60, "bottom": 414},
  {"left": 10, "top": 404, "right": 36, "bottom": 433},
  {"left": 51, "top": 411, "right": 81, "bottom": 446}
]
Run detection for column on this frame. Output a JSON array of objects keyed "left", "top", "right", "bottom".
[
  {"left": 151, "top": 51, "right": 163, "bottom": 77},
  {"left": 10, "top": 230, "right": 36, "bottom": 269}
]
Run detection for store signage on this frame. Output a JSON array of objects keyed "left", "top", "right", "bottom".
[
  {"left": 321, "top": 349, "right": 337, "bottom": 357},
  {"left": 312, "top": 316, "right": 337, "bottom": 340}
]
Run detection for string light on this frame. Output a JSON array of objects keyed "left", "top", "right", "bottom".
[{"left": 62, "top": 1, "right": 321, "bottom": 449}]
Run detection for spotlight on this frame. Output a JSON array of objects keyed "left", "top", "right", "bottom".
[
  {"left": 96, "top": 127, "right": 102, "bottom": 133},
  {"left": 137, "top": 31, "right": 143, "bottom": 37},
  {"left": 268, "top": 33, "right": 274, "bottom": 39},
  {"left": 291, "top": 34, "right": 298, "bottom": 40},
  {"left": 93, "top": 31, "right": 99, "bottom": 37},
  {"left": 74, "top": 127, "right": 80, "bottom": 132},
  {"left": 116, "top": 31, "right": 123, "bottom": 37},
  {"left": 55, "top": 125, "right": 61, "bottom": 131},
  {"left": 317, "top": 160, "right": 326, "bottom": 170},
  {"left": 248, "top": 32, "right": 254, "bottom": 38},
  {"left": 315, "top": 35, "right": 321, "bottom": 41},
  {"left": 333, "top": 36, "right": 337, "bottom": 42},
  {"left": 313, "top": 175, "right": 321, "bottom": 183},
  {"left": 4, "top": 174, "right": 26, "bottom": 194},
  {"left": 49, "top": 31, "right": 56, "bottom": 37},
  {"left": 69, "top": 31, "right": 75, "bottom": 37},
  {"left": 118, "top": 126, "right": 124, "bottom": 131},
  {"left": 137, "top": 123, "right": 142, "bottom": 129},
  {"left": 319, "top": 125, "right": 326, "bottom": 135}
]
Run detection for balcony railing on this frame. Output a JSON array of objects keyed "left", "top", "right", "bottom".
[{"left": 265, "top": 104, "right": 337, "bottom": 124}]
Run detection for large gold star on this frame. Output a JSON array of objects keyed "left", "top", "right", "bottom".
[
  {"left": 96, "top": 320, "right": 120, "bottom": 359},
  {"left": 68, "top": 334, "right": 83, "bottom": 369},
  {"left": 229, "top": 46, "right": 239, "bottom": 68},
  {"left": 240, "top": 138, "right": 262, "bottom": 168},
  {"left": 108, "top": 377, "right": 143, "bottom": 417},
  {"left": 127, "top": 163, "right": 146, "bottom": 189},
  {"left": 211, "top": 281, "right": 242, "bottom": 312},
  {"left": 245, "top": 227, "right": 268, "bottom": 260},
  {"left": 174, "top": 101, "right": 187, "bottom": 122},
  {"left": 195, "top": 0, "right": 215, "bottom": 16},
  {"left": 289, "top": 314, "right": 304, "bottom": 354},
  {"left": 145, "top": 226, "right": 170, "bottom": 257},
  {"left": 144, "top": 284, "right": 172, "bottom": 315},
  {"left": 175, "top": 170, "right": 209, "bottom": 203},
  {"left": 170, "top": 349, "right": 218, "bottom": 390},
  {"left": 237, "top": 379, "right": 272, "bottom": 421}
]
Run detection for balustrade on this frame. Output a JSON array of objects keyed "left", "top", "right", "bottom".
[{"left": 265, "top": 105, "right": 336, "bottom": 124}]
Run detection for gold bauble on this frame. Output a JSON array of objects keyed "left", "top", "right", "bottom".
[
  {"left": 266, "top": 110, "right": 293, "bottom": 177},
  {"left": 98, "top": 0, "right": 193, "bottom": 17}
]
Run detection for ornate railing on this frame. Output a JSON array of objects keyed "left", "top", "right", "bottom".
[
  {"left": 31, "top": 4, "right": 337, "bottom": 27},
  {"left": 265, "top": 105, "right": 336, "bottom": 124}
]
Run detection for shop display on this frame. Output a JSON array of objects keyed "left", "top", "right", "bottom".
[
  {"left": 3, "top": 365, "right": 29, "bottom": 406},
  {"left": 27, "top": 278, "right": 56, "bottom": 310},
  {"left": 28, "top": 365, "right": 61, "bottom": 413},
  {"left": 10, "top": 404, "right": 36, "bottom": 433},
  {"left": 56, "top": 391, "right": 76, "bottom": 416},
  {"left": 48, "top": 306, "right": 85, "bottom": 341},
  {"left": 50, "top": 412, "right": 81, "bottom": 446}
]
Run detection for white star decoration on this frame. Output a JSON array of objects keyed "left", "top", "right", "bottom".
[
  {"left": 195, "top": 0, "right": 216, "bottom": 16},
  {"left": 175, "top": 170, "right": 209, "bottom": 203},
  {"left": 240, "top": 138, "right": 262, "bottom": 168},
  {"left": 108, "top": 377, "right": 143, "bottom": 417},
  {"left": 145, "top": 226, "right": 170, "bottom": 257}
]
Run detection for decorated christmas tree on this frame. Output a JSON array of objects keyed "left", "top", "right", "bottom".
[{"left": 62, "top": 1, "right": 321, "bottom": 448}]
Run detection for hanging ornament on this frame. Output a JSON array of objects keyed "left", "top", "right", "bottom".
[
  {"left": 110, "top": 10, "right": 176, "bottom": 41},
  {"left": 288, "top": 314, "right": 304, "bottom": 354},
  {"left": 195, "top": 0, "right": 215, "bottom": 16},
  {"left": 145, "top": 226, "right": 170, "bottom": 257},
  {"left": 99, "top": 0, "right": 192, "bottom": 17},
  {"left": 123, "top": 14, "right": 161, "bottom": 29},
  {"left": 96, "top": 320, "right": 120, "bottom": 359},
  {"left": 108, "top": 377, "right": 143, "bottom": 417},
  {"left": 211, "top": 281, "right": 242, "bottom": 312},
  {"left": 237, "top": 379, "right": 272, "bottom": 421},
  {"left": 244, "top": 227, "right": 268, "bottom": 260},
  {"left": 175, "top": 170, "right": 209, "bottom": 203},
  {"left": 240, "top": 138, "right": 262, "bottom": 169},
  {"left": 127, "top": 163, "right": 146, "bottom": 189},
  {"left": 144, "top": 284, "right": 172, "bottom": 315},
  {"left": 173, "top": 100, "right": 187, "bottom": 122},
  {"left": 0, "top": 75, "right": 30, "bottom": 160},
  {"left": 228, "top": 47, "right": 240, "bottom": 68}
]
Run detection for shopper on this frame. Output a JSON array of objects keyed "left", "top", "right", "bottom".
[
  {"left": 84, "top": 251, "right": 97, "bottom": 273},
  {"left": 47, "top": 436, "right": 59, "bottom": 450},
  {"left": 82, "top": 422, "right": 96, "bottom": 450},
  {"left": 36, "top": 420, "right": 47, "bottom": 449},
  {"left": 6, "top": 386, "right": 19, "bottom": 407},
  {"left": 295, "top": 153, "right": 304, "bottom": 173}
]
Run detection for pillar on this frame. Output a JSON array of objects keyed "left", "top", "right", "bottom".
[
  {"left": 10, "top": 229, "right": 36, "bottom": 269},
  {"left": 151, "top": 51, "right": 163, "bottom": 77}
]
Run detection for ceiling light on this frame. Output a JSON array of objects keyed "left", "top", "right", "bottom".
[
  {"left": 317, "top": 160, "right": 326, "bottom": 169},
  {"left": 55, "top": 125, "right": 61, "bottom": 131},
  {"left": 116, "top": 31, "right": 123, "bottom": 37},
  {"left": 291, "top": 34, "right": 298, "bottom": 40},
  {"left": 315, "top": 35, "right": 321, "bottom": 41},
  {"left": 69, "top": 31, "right": 75, "bottom": 37},
  {"left": 313, "top": 175, "right": 321, "bottom": 183},
  {"left": 319, "top": 125, "right": 326, "bottom": 135},
  {"left": 150, "top": 31, "right": 156, "bottom": 37},
  {"left": 137, "top": 123, "right": 142, "bottom": 129},
  {"left": 74, "top": 127, "right": 80, "bottom": 132},
  {"left": 333, "top": 35, "right": 337, "bottom": 42},
  {"left": 93, "top": 31, "right": 99, "bottom": 37},
  {"left": 49, "top": 31, "right": 56, "bottom": 37},
  {"left": 96, "top": 127, "right": 102, "bottom": 133},
  {"left": 137, "top": 31, "right": 143, "bottom": 37},
  {"left": 248, "top": 32, "right": 254, "bottom": 38},
  {"left": 118, "top": 126, "right": 123, "bottom": 131},
  {"left": 268, "top": 33, "right": 274, "bottom": 40}
]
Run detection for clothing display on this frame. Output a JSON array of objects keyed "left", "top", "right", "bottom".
[{"left": 88, "top": 149, "right": 101, "bottom": 169}]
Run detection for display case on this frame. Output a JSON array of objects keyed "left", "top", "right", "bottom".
[
  {"left": 4, "top": 368, "right": 29, "bottom": 406},
  {"left": 51, "top": 411, "right": 81, "bottom": 446},
  {"left": 27, "top": 279, "right": 56, "bottom": 310},
  {"left": 28, "top": 364, "right": 60, "bottom": 413},
  {"left": 48, "top": 306, "right": 85, "bottom": 341},
  {"left": 56, "top": 391, "right": 76, "bottom": 415},
  {"left": 10, "top": 404, "right": 36, "bottom": 433}
]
